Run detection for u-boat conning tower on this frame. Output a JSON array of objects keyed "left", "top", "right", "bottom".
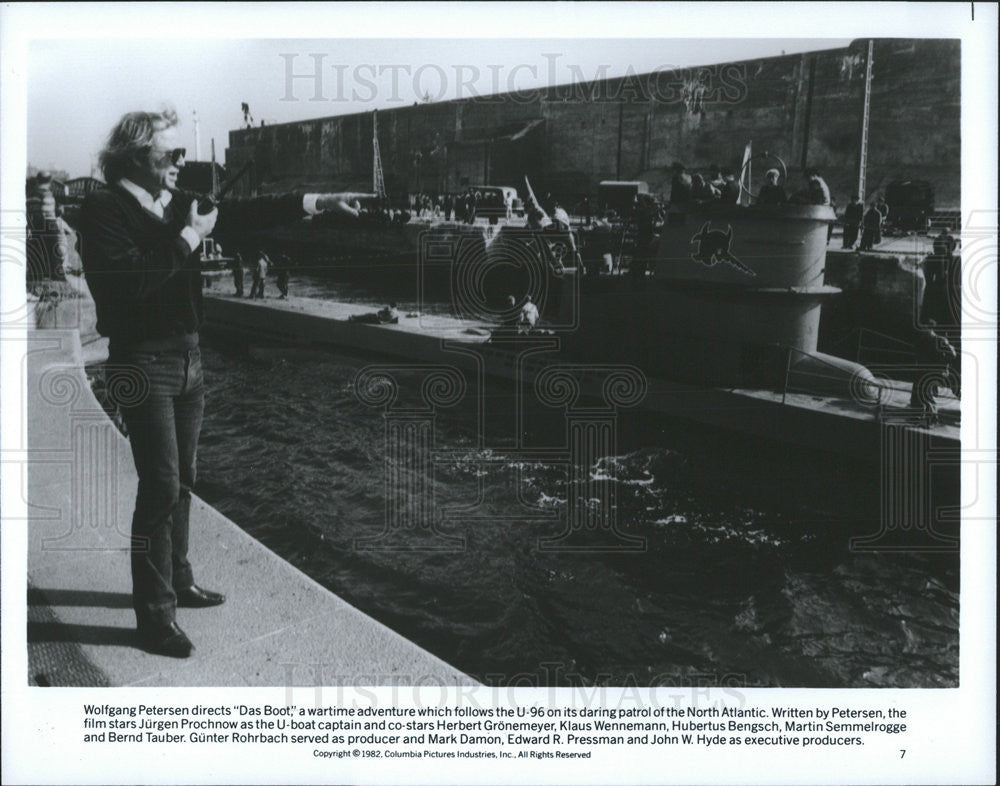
[{"left": 559, "top": 201, "right": 873, "bottom": 395}]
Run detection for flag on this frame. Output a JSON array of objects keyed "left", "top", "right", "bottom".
[{"left": 739, "top": 140, "right": 752, "bottom": 206}]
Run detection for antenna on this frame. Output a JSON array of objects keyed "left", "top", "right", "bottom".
[
  {"left": 857, "top": 40, "right": 874, "bottom": 202},
  {"left": 193, "top": 109, "right": 202, "bottom": 161},
  {"left": 211, "top": 139, "right": 219, "bottom": 195},
  {"left": 372, "top": 110, "right": 387, "bottom": 199}
]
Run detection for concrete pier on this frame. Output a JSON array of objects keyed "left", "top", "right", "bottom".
[{"left": 25, "top": 327, "right": 476, "bottom": 687}]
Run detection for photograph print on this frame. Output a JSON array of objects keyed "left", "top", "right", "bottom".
[{"left": 15, "top": 25, "right": 979, "bottom": 695}]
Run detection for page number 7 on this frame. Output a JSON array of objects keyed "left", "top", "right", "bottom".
[{"left": 900, "top": 750, "right": 906, "bottom": 759}]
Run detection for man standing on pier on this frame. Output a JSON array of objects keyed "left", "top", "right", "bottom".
[
  {"left": 230, "top": 251, "right": 245, "bottom": 297},
  {"left": 79, "top": 108, "right": 362, "bottom": 658},
  {"left": 842, "top": 194, "right": 864, "bottom": 249},
  {"left": 276, "top": 255, "right": 291, "bottom": 299},
  {"left": 251, "top": 250, "right": 269, "bottom": 299}
]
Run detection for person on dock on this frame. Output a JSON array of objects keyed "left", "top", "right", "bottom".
[
  {"left": 519, "top": 294, "right": 539, "bottom": 334},
  {"left": 922, "top": 227, "right": 959, "bottom": 326},
  {"left": 630, "top": 194, "right": 663, "bottom": 282},
  {"left": 230, "top": 251, "right": 244, "bottom": 297},
  {"left": 248, "top": 251, "right": 260, "bottom": 296},
  {"left": 466, "top": 190, "right": 478, "bottom": 224},
  {"left": 874, "top": 193, "right": 890, "bottom": 234},
  {"left": 669, "top": 163, "right": 692, "bottom": 207},
  {"left": 276, "top": 254, "right": 291, "bottom": 299},
  {"left": 489, "top": 294, "right": 521, "bottom": 340},
  {"left": 708, "top": 166, "right": 726, "bottom": 194},
  {"left": 909, "top": 320, "right": 958, "bottom": 423},
  {"left": 691, "top": 173, "right": 719, "bottom": 203},
  {"left": 525, "top": 185, "right": 581, "bottom": 271},
  {"left": 250, "top": 250, "right": 269, "bottom": 298},
  {"left": 78, "top": 107, "right": 364, "bottom": 658},
  {"left": 26, "top": 171, "right": 67, "bottom": 282},
  {"left": 859, "top": 202, "right": 883, "bottom": 251},
  {"left": 842, "top": 194, "right": 864, "bottom": 249},
  {"left": 552, "top": 202, "right": 571, "bottom": 230},
  {"left": 721, "top": 172, "right": 741, "bottom": 203}
]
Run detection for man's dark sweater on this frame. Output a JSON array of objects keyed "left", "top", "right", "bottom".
[{"left": 80, "top": 185, "right": 305, "bottom": 352}]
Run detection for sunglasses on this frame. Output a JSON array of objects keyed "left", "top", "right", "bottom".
[{"left": 150, "top": 147, "right": 186, "bottom": 165}]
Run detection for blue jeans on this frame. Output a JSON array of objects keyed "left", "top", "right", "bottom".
[{"left": 108, "top": 347, "right": 205, "bottom": 628}]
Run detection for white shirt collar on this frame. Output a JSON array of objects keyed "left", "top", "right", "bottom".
[{"left": 118, "top": 178, "right": 173, "bottom": 212}]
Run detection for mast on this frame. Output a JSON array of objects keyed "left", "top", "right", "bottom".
[
  {"left": 372, "top": 110, "right": 387, "bottom": 199},
  {"left": 211, "top": 139, "right": 219, "bottom": 195},
  {"left": 857, "top": 40, "right": 874, "bottom": 201},
  {"left": 193, "top": 109, "right": 201, "bottom": 161}
]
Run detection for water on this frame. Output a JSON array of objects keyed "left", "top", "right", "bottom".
[{"left": 194, "top": 274, "right": 959, "bottom": 688}]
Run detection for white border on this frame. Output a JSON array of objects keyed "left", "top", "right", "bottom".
[{"left": 2, "top": 3, "right": 996, "bottom": 785}]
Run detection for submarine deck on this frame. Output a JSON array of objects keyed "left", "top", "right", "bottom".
[{"left": 202, "top": 292, "right": 960, "bottom": 460}]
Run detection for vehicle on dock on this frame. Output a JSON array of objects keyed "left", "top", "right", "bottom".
[
  {"left": 883, "top": 179, "right": 935, "bottom": 234},
  {"left": 597, "top": 180, "right": 651, "bottom": 217},
  {"left": 467, "top": 185, "right": 520, "bottom": 219},
  {"left": 199, "top": 238, "right": 236, "bottom": 289}
]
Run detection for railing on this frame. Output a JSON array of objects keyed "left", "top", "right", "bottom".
[
  {"left": 781, "top": 341, "right": 958, "bottom": 426},
  {"left": 778, "top": 344, "right": 886, "bottom": 406},
  {"left": 736, "top": 341, "right": 889, "bottom": 419},
  {"left": 853, "top": 327, "right": 916, "bottom": 366},
  {"left": 826, "top": 327, "right": 917, "bottom": 366}
]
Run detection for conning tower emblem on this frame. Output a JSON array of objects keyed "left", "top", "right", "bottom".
[{"left": 690, "top": 222, "right": 756, "bottom": 277}]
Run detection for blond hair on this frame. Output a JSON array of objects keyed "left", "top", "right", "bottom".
[{"left": 98, "top": 108, "right": 179, "bottom": 183}]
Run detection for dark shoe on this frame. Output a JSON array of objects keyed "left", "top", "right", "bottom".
[
  {"left": 176, "top": 584, "right": 226, "bottom": 608},
  {"left": 138, "top": 621, "right": 194, "bottom": 658}
]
